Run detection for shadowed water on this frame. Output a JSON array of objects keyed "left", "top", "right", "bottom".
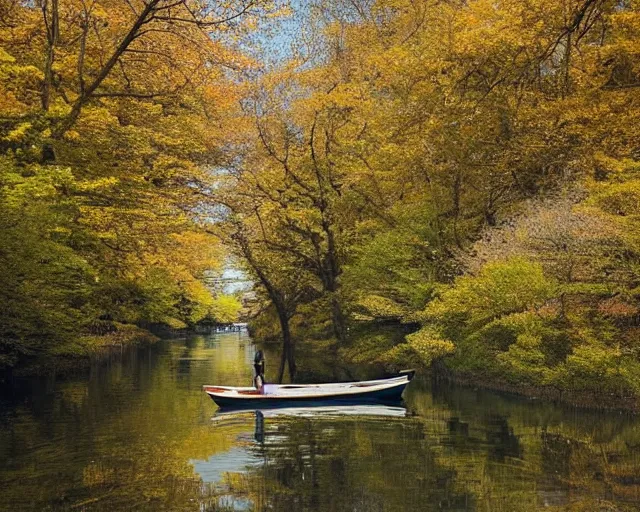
[{"left": 0, "top": 332, "right": 639, "bottom": 511}]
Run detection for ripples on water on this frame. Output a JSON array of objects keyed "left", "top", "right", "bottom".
[{"left": 0, "top": 332, "right": 639, "bottom": 511}]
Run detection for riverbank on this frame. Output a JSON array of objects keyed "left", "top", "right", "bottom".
[
  {"left": 2, "top": 324, "right": 160, "bottom": 380},
  {"left": 2, "top": 321, "right": 252, "bottom": 382},
  {"left": 431, "top": 367, "right": 640, "bottom": 414},
  {"left": 287, "top": 325, "right": 640, "bottom": 414},
  {"left": 326, "top": 319, "right": 640, "bottom": 413}
]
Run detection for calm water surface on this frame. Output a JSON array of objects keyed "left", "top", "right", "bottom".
[{"left": 1, "top": 333, "right": 639, "bottom": 511}]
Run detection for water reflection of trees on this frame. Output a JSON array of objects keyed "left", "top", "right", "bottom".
[
  {"left": 1, "top": 336, "right": 639, "bottom": 511},
  {"left": 0, "top": 335, "right": 255, "bottom": 511},
  {"left": 408, "top": 377, "right": 640, "bottom": 510},
  {"left": 220, "top": 413, "right": 474, "bottom": 512}
]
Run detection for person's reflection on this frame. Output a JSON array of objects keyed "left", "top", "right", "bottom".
[
  {"left": 255, "top": 410, "right": 265, "bottom": 444},
  {"left": 486, "top": 415, "right": 522, "bottom": 461}
]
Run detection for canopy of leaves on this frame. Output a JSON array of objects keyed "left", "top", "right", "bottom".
[
  {"left": 0, "top": 0, "right": 272, "bottom": 368},
  {"left": 223, "top": 0, "right": 640, "bottom": 400}
]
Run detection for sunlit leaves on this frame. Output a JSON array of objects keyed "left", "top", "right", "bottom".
[
  {"left": 0, "top": 0, "right": 272, "bottom": 367},
  {"left": 425, "top": 259, "right": 557, "bottom": 327}
]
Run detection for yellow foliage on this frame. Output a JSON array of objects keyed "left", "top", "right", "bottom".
[
  {"left": 355, "top": 294, "right": 407, "bottom": 320},
  {"left": 4, "top": 123, "right": 32, "bottom": 142}
]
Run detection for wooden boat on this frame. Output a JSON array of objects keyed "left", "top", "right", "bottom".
[{"left": 202, "top": 370, "right": 415, "bottom": 408}]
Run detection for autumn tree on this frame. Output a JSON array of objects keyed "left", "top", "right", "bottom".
[
  {"left": 0, "top": 0, "right": 273, "bottom": 368},
  {"left": 230, "top": 0, "right": 640, "bottom": 400}
]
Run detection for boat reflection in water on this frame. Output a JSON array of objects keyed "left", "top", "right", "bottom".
[
  {"left": 192, "top": 401, "right": 415, "bottom": 510},
  {"left": 212, "top": 402, "right": 409, "bottom": 443}
]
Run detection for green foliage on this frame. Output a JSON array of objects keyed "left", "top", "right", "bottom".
[
  {"left": 383, "top": 327, "right": 455, "bottom": 367},
  {"left": 425, "top": 259, "right": 557, "bottom": 328},
  {"left": 401, "top": 260, "right": 558, "bottom": 383},
  {"left": 341, "top": 333, "right": 397, "bottom": 364},
  {"left": 0, "top": 0, "right": 260, "bottom": 369},
  {"left": 0, "top": 153, "right": 226, "bottom": 368},
  {"left": 547, "top": 336, "right": 640, "bottom": 397},
  {"left": 344, "top": 201, "right": 448, "bottom": 314},
  {"left": 232, "top": 0, "right": 640, "bottom": 402},
  {"left": 0, "top": 159, "right": 96, "bottom": 363},
  {"left": 388, "top": 253, "right": 640, "bottom": 397},
  {"left": 353, "top": 294, "right": 409, "bottom": 321},
  {"left": 208, "top": 295, "right": 243, "bottom": 324}
]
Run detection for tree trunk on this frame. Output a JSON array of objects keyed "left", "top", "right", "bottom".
[
  {"left": 235, "top": 234, "right": 297, "bottom": 384},
  {"left": 276, "top": 307, "right": 295, "bottom": 383},
  {"left": 41, "top": 0, "right": 59, "bottom": 112},
  {"left": 323, "top": 226, "right": 346, "bottom": 343},
  {"left": 563, "top": 32, "right": 572, "bottom": 96},
  {"left": 330, "top": 293, "right": 346, "bottom": 343}
]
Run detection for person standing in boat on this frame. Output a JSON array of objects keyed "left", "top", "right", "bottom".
[{"left": 253, "top": 350, "right": 265, "bottom": 393}]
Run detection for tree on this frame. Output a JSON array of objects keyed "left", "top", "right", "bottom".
[
  {"left": 0, "top": 0, "right": 276, "bottom": 368},
  {"left": 230, "top": 0, "right": 640, "bottom": 401},
  {"left": 218, "top": 214, "right": 315, "bottom": 382}
]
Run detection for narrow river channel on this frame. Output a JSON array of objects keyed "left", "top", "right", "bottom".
[{"left": 1, "top": 332, "right": 639, "bottom": 511}]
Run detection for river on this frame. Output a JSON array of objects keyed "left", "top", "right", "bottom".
[{"left": 1, "top": 332, "right": 639, "bottom": 511}]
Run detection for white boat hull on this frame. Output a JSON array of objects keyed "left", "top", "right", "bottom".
[{"left": 203, "top": 371, "right": 415, "bottom": 409}]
